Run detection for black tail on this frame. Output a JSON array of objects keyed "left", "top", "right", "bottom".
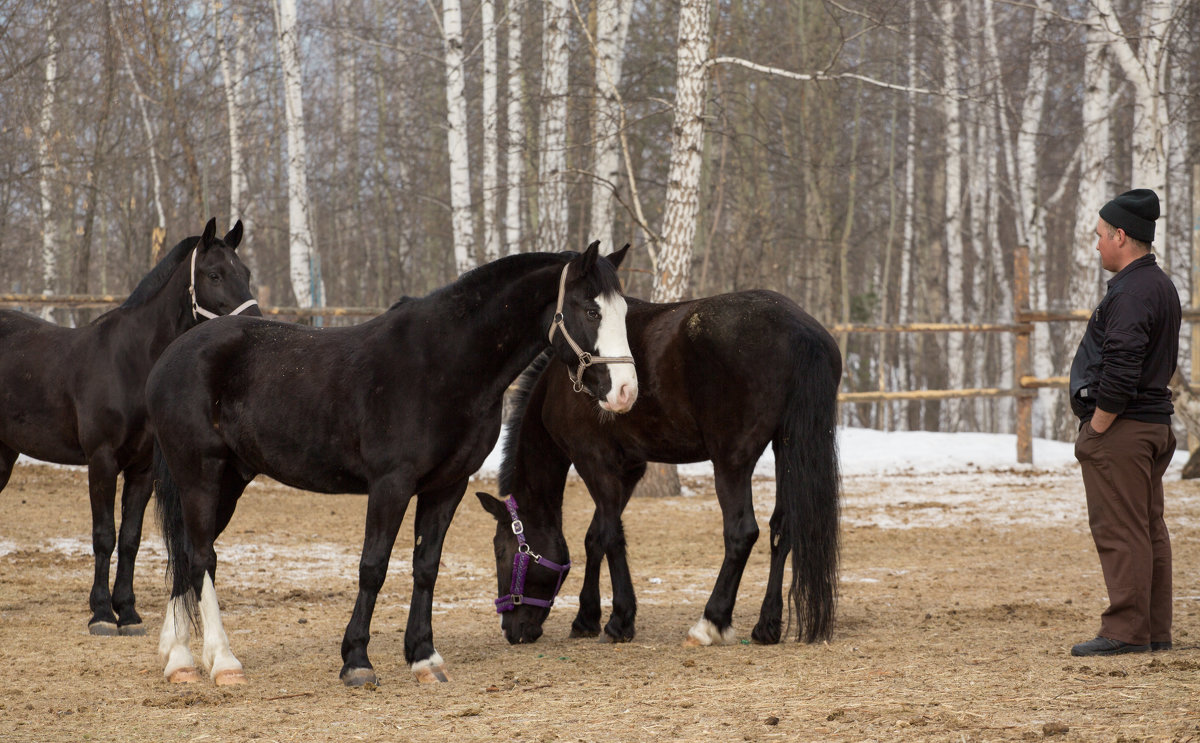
[
  {"left": 775, "top": 329, "right": 841, "bottom": 642},
  {"left": 154, "top": 443, "right": 199, "bottom": 625}
]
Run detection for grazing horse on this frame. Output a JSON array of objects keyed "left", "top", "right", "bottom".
[
  {"left": 150, "top": 243, "right": 638, "bottom": 686},
  {"left": 478, "top": 290, "right": 841, "bottom": 647},
  {"left": 0, "top": 219, "right": 258, "bottom": 635}
]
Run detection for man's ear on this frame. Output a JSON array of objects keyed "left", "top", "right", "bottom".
[{"left": 476, "top": 492, "right": 508, "bottom": 521}]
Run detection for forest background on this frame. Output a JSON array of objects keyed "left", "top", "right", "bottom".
[{"left": 0, "top": 0, "right": 1196, "bottom": 442}]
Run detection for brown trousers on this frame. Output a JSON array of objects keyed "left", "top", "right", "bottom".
[{"left": 1074, "top": 417, "right": 1174, "bottom": 646}]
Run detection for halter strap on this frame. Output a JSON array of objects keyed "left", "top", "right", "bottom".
[
  {"left": 546, "top": 263, "right": 635, "bottom": 393},
  {"left": 494, "top": 495, "right": 570, "bottom": 613},
  {"left": 189, "top": 246, "right": 259, "bottom": 321}
]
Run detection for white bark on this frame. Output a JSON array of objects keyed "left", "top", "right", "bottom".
[
  {"left": 1092, "top": 0, "right": 1173, "bottom": 212},
  {"left": 589, "top": 0, "right": 633, "bottom": 252},
  {"left": 894, "top": 0, "right": 918, "bottom": 429},
  {"left": 652, "top": 0, "right": 711, "bottom": 304},
  {"left": 941, "top": 0, "right": 964, "bottom": 430},
  {"left": 538, "top": 0, "right": 570, "bottom": 251},
  {"left": 481, "top": 0, "right": 501, "bottom": 263},
  {"left": 213, "top": 0, "right": 252, "bottom": 270},
  {"left": 440, "top": 0, "right": 476, "bottom": 274},
  {"left": 1069, "top": 10, "right": 1111, "bottom": 313},
  {"left": 504, "top": 0, "right": 524, "bottom": 255},
  {"left": 37, "top": 2, "right": 58, "bottom": 314},
  {"left": 274, "top": 0, "right": 324, "bottom": 308}
]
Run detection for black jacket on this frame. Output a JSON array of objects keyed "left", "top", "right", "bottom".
[{"left": 1069, "top": 253, "right": 1180, "bottom": 425}]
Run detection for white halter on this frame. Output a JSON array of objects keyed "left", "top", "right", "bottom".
[{"left": 188, "top": 246, "right": 259, "bottom": 321}]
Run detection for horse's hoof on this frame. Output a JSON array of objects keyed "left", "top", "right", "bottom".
[
  {"left": 412, "top": 664, "right": 450, "bottom": 683},
  {"left": 569, "top": 627, "right": 600, "bottom": 639},
  {"left": 750, "top": 624, "right": 781, "bottom": 645},
  {"left": 214, "top": 669, "right": 248, "bottom": 686},
  {"left": 118, "top": 623, "right": 146, "bottom": 637},
  {"left": 681, "top": 635, "right": 708, "bottom": 647},
  {"left": 88, "top": 621, "right": 119, "bottom": 636},
  {"left": 167, "top": 667, "right": 202, "bottom": 684},
  {"left": 341, "top": 667, "right": 378, "bottom": 687}
]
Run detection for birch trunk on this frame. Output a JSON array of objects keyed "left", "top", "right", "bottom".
[
  {"left": 504, "top": 0, "right": 524, "bottom": 254},
  {"left": 441, "top": 0, "right": 476, "bottom": 274},
  {"left": 941, "top": 0, "right": 964, "bottom": 430},
  {"left": 1093, "top": 0, "right": 1172, "bottom": 231},
  {"left": 538, "top": 0, "right": 570, "bottom": 251},
  {"left": 481, "top": 0, "right": 501, "bottom": 262},
  {"left": 1068, "top": 11, "right": 1111, "bottom": 315},
  {"left": 213, "top": 0, "right": 254, "bottom": 274},
  {"left": 652, "top": 0, "right": 710, "bottom": 303},
  {"left": 894, "top": 0, "right": 918, "bottom": 430},
  {"left": 274, "top": 0, "right": 324, "bottom": 308},
  {"left": 589, "top": 0, "right": 633, "bottom": 252},
  {"left": 37, "top": 2, "right": 58, "bottom": 318}
]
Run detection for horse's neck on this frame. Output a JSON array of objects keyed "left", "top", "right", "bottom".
[
  {"left": 431, "top": 262, "right": 562, "bottom": 398},
  {"left": 119, "top": 265, "right": 194, "bottom": 359},
  {"left": 505, "top": 379, "right": 571, "bottom": 523}
]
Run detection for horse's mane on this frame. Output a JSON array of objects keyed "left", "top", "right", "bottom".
[
  {"left": 120, "top": 236, "right": 201, "bottom": 308},
  {"left": 498, "top": 348, "right": 555, "bottom": 497},
  {"left": 432, "top": 251, "right": 624, "bottom": 305}
]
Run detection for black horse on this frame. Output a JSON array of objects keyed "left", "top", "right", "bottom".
[
  {"left": 150, "top": 243, "right": 637, "bottom": 686},
  {"left": 478, "top": 290, "right": 840, "bottom": 648},
  {"left": 0, "top": 219, "right": 258, "bottom": 635}
]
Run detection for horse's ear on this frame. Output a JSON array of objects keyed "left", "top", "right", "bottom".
[
  {"left": 224, "top": 220, "right": 243, "bottom": 249},
  {"left": 199, "top": 217, "right": 217, "bottom": 249},
  {"left": 606, "top": 243, "right": 630, "bottom": 270},
  {"left": 571, "top": 240, "right": 601, "bottom": 278},
  {"left": 475, "top": 492, "right": 508, "bottom": 522}
]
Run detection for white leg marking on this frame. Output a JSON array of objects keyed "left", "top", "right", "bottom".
[
  {"left": 686, "top": 618, "right": 737, "bottom": 647},
  {"left": 595, "top": 292, "right": 638, "bottom": 412},
  {"left": 198, "top": 573, "right": 244, "bottom": 682},
  {"left": 159, "top": 596, "right": 197, "bottom": 680}
]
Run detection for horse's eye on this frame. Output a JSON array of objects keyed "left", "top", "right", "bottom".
[
  {"left": 586, "top": 309, "right": 601, "bottom": 321},
  {"left": 208, "top": 272, "right": 221, "bottom": 282}
]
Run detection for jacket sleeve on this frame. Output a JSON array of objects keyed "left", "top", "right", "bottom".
[{"left": 1094, "top": 290, "right": 1152, "bottom": 415}]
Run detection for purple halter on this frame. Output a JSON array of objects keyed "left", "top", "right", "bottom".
[{"left": 494, "top": 495, "right": 571, "bottom": 613}]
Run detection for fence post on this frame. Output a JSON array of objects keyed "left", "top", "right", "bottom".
[{"left": 1014, "top": 244, "right": 1033, "bottom": 464}]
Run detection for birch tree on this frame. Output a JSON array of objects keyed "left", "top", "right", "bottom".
[
  {"left": 481, "top": 0, "right": 501, "bottom": 262},
  {"left": 538, "top": 0, "right": 570, "bottom": 251},
  {"left": 652, "top": 0, "right": 711, "bottom": 303},
  {"left": 212, "top": 0, "right": 253, "bottom": 273},
  {"left": 441, "top": 0, "right": 476, "bottom": 273},
  {"left": 504, "top": 0, "right": 524, "bottom": 254},
  {"left": 588, "top": 0, "right": 633, "bottom": 252},
  {"left": 941, "top": 0, "right": 965, "bottom": 430},
  {"left": 37, "top": 1, "right": 59, "bottom": 317},
  {"left": 274, "top": 0, "right": 324, "bottom": 308}
]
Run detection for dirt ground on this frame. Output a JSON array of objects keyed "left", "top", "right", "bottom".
[{"left": 1, "top": 462, "right": 1198, "bottom": 743}]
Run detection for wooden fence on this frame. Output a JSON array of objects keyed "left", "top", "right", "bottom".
[{"left": 8, "top": 242, "right": 1197, "bottom": 465}]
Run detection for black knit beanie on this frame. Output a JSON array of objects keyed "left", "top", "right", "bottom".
[{"left": 1099, "top": 188, "right": 1159, "bottom": 243}]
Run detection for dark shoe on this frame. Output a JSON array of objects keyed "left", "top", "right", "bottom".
[
  {"left": 1151, "top": 641, "right": 1172, "bottom": 652},
  {"left": 1071, "top": 637, "right": 1150, "bottom": 656}
]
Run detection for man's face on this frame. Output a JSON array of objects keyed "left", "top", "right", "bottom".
[{"left": 1094, "top": 218, "right": 1123, "bottom": 273}]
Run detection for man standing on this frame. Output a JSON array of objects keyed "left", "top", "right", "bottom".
[{"left": 1070, "top": 188, "right": 1180, "bottom": 656}]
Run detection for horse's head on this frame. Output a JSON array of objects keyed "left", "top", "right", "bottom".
[
  {"left": 476, "top": 492, "right": 570, "bottom": 645},
  {"left": 189, "top": 218, "right": 261, "bottom": 321},
  {"left": 547, "top": 241, "right": 638, "bottom": 413}
]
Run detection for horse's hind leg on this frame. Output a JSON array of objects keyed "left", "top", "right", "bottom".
[
  {"left": 85, "top": 450, "right": 121, "bottom": 635},
  {"left": 685, "top": 463, "right": 758, "bottom": 647},
  {"left": 197, "top": 468, "right": 251, "bottom": 685},
  {"left": 751, "top": 504, "right": 787, "bottom": 645},
  {"left": 0, "top": 442, "right": 18, "bottom": 492},
  {"left": 111, "top": 462, "right": 154, "bottom": 635}
]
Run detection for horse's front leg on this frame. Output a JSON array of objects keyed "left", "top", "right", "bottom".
[
  {"left": 685, "top": 465, "right": 757, "bottom": 647},
  {"left": 85, "top": 449, "right": 120, "bottom": 635},
  {"left": 569, "top": 512, "right": 606, "bottom": 638},
  {"left": 404, "top": 479, "right": 468, "bottom": 683},
  {"left": 340, "top": 471, "right": 414, "bottom": 687},
  {"left": 110, "top": 462, "right": 154, "bottom": 635},
  {"left": 751, "top": 504, "right": 787, "bottom": 645}
]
